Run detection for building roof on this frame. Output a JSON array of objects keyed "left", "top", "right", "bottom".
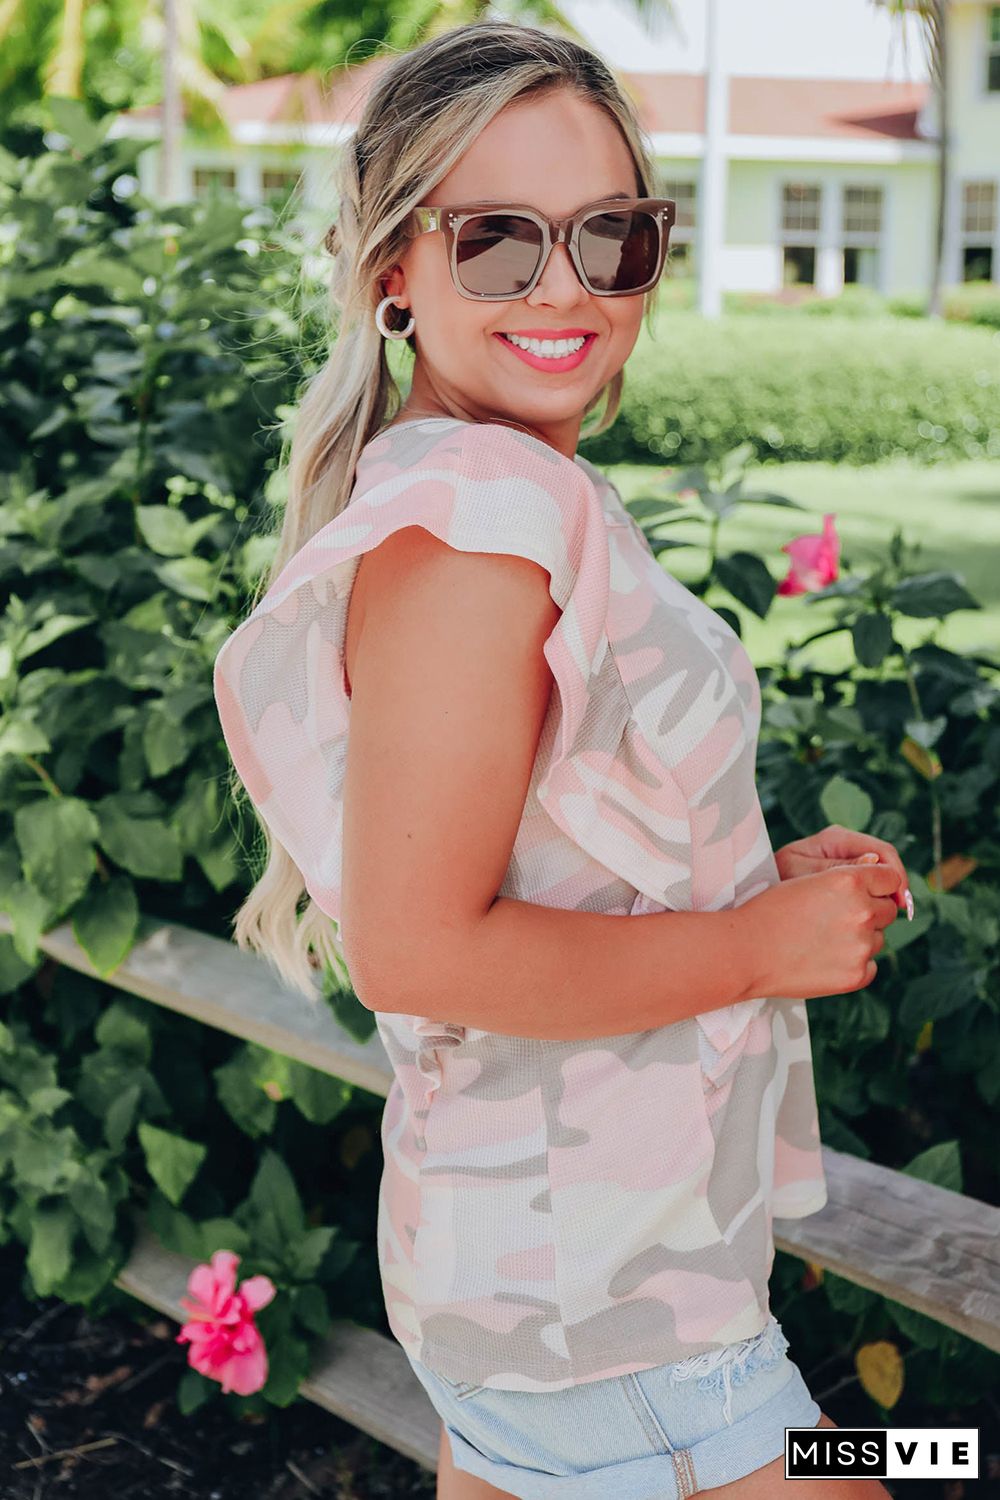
[
  {"left": 121, "top": 57, "right": 394, "bottom": 130},
  {"left": 626, "top": 72, "right": 928, "bottom": 141},
  {"left": 120, "top": 53, "right": 930, "bottom": 144}
]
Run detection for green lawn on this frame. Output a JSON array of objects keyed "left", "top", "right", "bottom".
[{"left": 604, "top": 456, "right": 1000, "bottom": 673}]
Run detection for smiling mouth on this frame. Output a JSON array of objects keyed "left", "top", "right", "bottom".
[
  {"left": 498, "top": 331, "right": 596, "bottom": 345},
  {"left": 495, "top": 332, "right": 598, "bottom": 363}
]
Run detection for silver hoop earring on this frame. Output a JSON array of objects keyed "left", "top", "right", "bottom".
[{"left": 375, "top": 294, "right": 415, "bottom": 340}]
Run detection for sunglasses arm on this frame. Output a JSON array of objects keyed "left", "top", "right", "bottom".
[{"left": 408, "top": 207, "right": 442, "bottom": 238}]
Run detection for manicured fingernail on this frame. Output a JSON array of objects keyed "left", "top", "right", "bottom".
[
  {"left": 904, "top": 887, "right": 914, "bottom": 922},
  {"left": 859, "top": 853, "right": 879, "bottom": 864}
]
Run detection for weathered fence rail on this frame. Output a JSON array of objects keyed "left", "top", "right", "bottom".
[{"left": 4, "top": 911, "right": 999, "bottom": 1474}]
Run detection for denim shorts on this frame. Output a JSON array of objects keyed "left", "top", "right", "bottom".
[{"left": 402, "top": 1314, "right": 822, "bottom": 1499}]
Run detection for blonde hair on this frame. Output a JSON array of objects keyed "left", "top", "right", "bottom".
[{"left": 227, "top": 18, "right": 665, "bottom": 997}]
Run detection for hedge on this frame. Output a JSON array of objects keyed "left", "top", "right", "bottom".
[{"left": 582, "top": 310, "right": 1000, "bottom": 468}]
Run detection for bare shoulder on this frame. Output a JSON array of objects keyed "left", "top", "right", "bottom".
[{"left": 345, "top": 523, "right": 558, "bottom": 699}]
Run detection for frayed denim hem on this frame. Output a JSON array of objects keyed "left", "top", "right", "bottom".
[{"left": 664, "top": 1315, "right": 790, "bottom": 1426}]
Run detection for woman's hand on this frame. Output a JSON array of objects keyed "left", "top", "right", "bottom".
[{"left": 773, "top": 823, "right": 914, "bottom": 920}]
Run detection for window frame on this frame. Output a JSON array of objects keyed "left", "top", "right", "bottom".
[
  {"left": 988, "top": 5, "right": 1000, "bottom": 93},
  {"left": 958, "top": 178, "right": 997, "bottom": 282}
]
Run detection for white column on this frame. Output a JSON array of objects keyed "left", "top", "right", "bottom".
[
  {"left": 236, "top": 157, "right": 259, "bottom": 204},
  {"left": 816, "top": 175, "right": 843, "bottom": 297},
  {"left": 698, "top": 0, "right": 728, "bottom": 319},
  {"left": 878, "top": 180, "right": 891, "bottom": 296},
  {"left": 158, "top": 0, "right": 182, "bottom": 204}
]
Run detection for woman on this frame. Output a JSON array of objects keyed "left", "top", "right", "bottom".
[{"left": 213, "top": 20, "right": 910, "bottom": 1499}]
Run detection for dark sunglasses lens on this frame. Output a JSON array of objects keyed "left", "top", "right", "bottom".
[
  {"left": 455, "top": 213, "right": 543, "bottom": 295},
  {"left": 579, "top": 209, "right": 661, "bottom": 291}
]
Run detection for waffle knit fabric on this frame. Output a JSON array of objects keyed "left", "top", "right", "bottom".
[{"left": 213, "top": 415, "right": 828, "bottom": 1392}]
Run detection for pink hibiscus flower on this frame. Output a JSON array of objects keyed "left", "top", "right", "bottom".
[
  {"left": 777, "top": 513, "right": 840, "bottom": 596},
  {"left": 175, "top": 1249, "right": 276, "bottom": 1395}
]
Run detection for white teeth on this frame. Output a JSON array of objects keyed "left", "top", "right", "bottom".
[{"left": 505, "top": 334, "right": 588, "bottom": 358}]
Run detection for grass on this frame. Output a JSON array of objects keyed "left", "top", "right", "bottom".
[{"left": 604, "top": 456, "right": 1000, "bottom": 675}]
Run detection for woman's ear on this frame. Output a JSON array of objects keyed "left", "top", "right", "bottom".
[{"left": 381, "top": 264, "right": 407, "bottom": 302}]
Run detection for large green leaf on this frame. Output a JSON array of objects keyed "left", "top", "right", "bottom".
[
  {"left": 286, "top": 1062, "right": 351, "bottom": 1127},
  {"left": 260, "top": 1332, "right": 311, "bottom": 1408},
  {"left": 13, "top": 1126, "right": 81, "bottom": 1194},
  {"left": 819, "top": 775, "right": 873, "bottom": 832},
  {"left": 27, "top": 1202, "right": 77, "bottom": 1296},
  {"left": 890, "top": 571, "right": 981, "bottom": 619},
  {"left": 103, "top": 1082, "right": 142, "bottom": 1152},
  {"left": 142, "top": 709, "right": 190, "bottom": 778},
  {"left": 177, "top": 1370, "right": 218, "bottom": 1415},
  {"left": 852, "top": 611, "right": 894, "bottom": 667},
  {"left": 213, "top": 1047, "right": 278, "bottom": 1139},
  {"left": 72, "top": 874, "right": 139, "bottom": 976},
  {"left": 901, "top": 1140, "right": 963, "bottom": 1194},
  {"left": 713, "top": 550, "right": 776, "bottom": 618},
  {"left": 154, "top": 556, "right": 218, "bottom": 602},
  {"left": 69, "top": 1176, "right": 118, "bottom": 1255},
  {"left": 14, "top": 796, "right": 99, "bottom": 914},
  {"left": 136, "top": 506, "right": 219, "bottom": 558},
  {"left": 898, "top": 965, "right": 982, "bottom": 1029},
  {"left": 247, "top": 1150, "right": 305, "bottom": 1243},
  {"left": 137, "top": 1121, "right": 207, "bottom": 1207},
  {"left": 288, "top": 1226, "right": 335, "bottom": 1282},
  {"left": 95, "top": 794, "right": 184, "bottom": 880},
  {"left": 95, "top": 1000, "right": 152, "bottom": 1063}
]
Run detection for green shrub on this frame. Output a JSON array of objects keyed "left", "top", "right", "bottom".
[
  {"left": 583, "top": 311, "right": 1000, "bottom": 467},
  {"left": 0, "top": 105, "right": 382, "bottom": 1412},
  {"left": 944, "top": 279, "right": 1000, "bottom": 330},
  {"left": 666, "top": 275, "right": 1000, "bottom": 333},
  {"left": 799, "top": 284, "right": 888, "bottom": 318},
  {"left": 885, "top": 293, "right": 922, "bottom": 319},
  {"left": 624, "top": 449, "right": 1000, "bottom": 1409},
  {"left": 888, "top": 281, "right": 1000, "bottom": 329}
]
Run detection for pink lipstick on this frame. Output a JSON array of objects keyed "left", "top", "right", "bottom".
[{"left": 494, "top": 330, "right": 597, "bottom": 373}]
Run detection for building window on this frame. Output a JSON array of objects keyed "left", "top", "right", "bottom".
[
  {"left": 657, "top": 175, "right": 696, "bottom": 276},
  {"left": 261, "top": 168, "right": 302, "bottom": 201},
  {"left": 782, "top": 183, "right": 821, "bottom": 234},
  {"left": 843, "top": 185, "right": 882, "bottom": 237},
  {"left": 193, "top": 167, "right": 237, "bottom": 198},
  {"left": 781, "top": 183, "right": 820, "bottom": 286},
  {"left": 988, "top": 6, "right": 1000, "bottom": 91},
  {"left": 842, "top": 185, "right": 883, "bottom": 289},
  {"left": 961, "top": 181, "right": 996, "bottom": 281}
]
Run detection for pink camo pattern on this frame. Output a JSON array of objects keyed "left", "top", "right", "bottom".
[{"left": 213, "top": 416, "right": 828, "bottom": 1393}]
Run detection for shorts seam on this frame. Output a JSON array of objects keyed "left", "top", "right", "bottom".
[
  {"left": 441, "top": 1376, "right": 486, "bottom": 1401},
  {"left": 619, "top": 1371, "right": 677, "bottom": 1456}
]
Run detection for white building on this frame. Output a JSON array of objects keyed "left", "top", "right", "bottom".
[{"left": 113, "top": 0, "right": 1000, "bottom": 297}]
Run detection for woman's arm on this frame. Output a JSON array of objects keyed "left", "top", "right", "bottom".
[{"left": 340, "top": 525, "right": 766, "bottom": 1042}]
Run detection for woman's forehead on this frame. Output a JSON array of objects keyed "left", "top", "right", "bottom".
[{"left": 432, "top": 92, "right": 637, "bottom": 207}]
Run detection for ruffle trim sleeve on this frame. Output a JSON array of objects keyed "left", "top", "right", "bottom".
[{"left": 212, "top": 417, "right": 621, "bottom": 1043}]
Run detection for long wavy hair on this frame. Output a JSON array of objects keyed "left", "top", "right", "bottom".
[{"left": 227, "top": 18, "right": 665, "bottom": 997}]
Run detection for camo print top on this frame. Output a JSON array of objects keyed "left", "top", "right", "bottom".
[{"left": 213, "top": 415, "right": 828, "bottom": 1393}]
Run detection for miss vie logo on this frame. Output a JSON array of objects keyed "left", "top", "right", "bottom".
[{"left": 784, "top": 1427, "right": 979, "bottom": 1480}]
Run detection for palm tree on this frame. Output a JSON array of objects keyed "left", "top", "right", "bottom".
[{"left": 876, "top": 0, "right": 949, "bottom": 318}]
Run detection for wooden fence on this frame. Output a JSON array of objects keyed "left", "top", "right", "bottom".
[{"left": 4, "top": 911, "right": 999, "bottom": 1475}]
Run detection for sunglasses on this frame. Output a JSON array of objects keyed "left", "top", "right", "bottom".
[{"left": 406, "top": 197, "right": 676, "bottom": 300}]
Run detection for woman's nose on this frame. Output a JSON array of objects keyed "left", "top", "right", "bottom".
[{"left": 533, "top": 240, "right": 587, "bottom": 298}]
